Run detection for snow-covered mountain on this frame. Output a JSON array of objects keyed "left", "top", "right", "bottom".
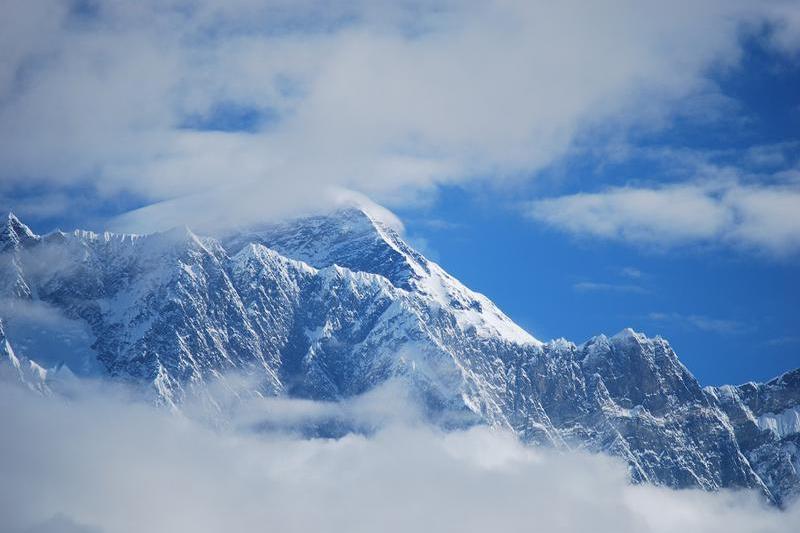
[
  {"left": 1, "top": 209, "right": 797, "bottom": 504},
  {"left": 707, "top": 370, "right": 800, "bottom": 505}
]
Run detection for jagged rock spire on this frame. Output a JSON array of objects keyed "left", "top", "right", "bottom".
[{"left": 1, "top": 212, "right": 38, "bottom": 251}]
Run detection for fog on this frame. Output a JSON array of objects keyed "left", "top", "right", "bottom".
[{"left": 0, "top": 380, "right": 797, "bottom": 533}]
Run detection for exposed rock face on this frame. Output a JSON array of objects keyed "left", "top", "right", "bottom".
[
  {"left": 0, "top": 319, "right": 50, "bottom": 395},
  {"left": 707, "top": 370, "right": 800, "bottom": 505},
  {"left": 512, "top": 331, "right": 766, "bottom": 495},
  {"left": 0, "top": 210, "right": 797, "bottom": 503},
  {"left": 0, "top": 213, "right": 38, "bottom": 298}
]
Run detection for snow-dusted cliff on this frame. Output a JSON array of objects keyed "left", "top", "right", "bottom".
[{"left": 0, "top": 209, "right": 797, "bottom": 504}]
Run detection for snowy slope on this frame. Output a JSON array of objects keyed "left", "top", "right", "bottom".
[
  {"left": 225, "top": 208, "right": 539, "bottom": 347},
  {"left": 0, "top": 210, "right": 797, "bottom": 504}
]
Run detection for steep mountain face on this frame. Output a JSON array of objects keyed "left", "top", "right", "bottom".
[
  {"left": 0, "top": 210, "right": 536, "bottom": 417},
  {"left": 0, "top": 210, "right": 797, "bottom": 504},
  {"left": 511, "top": 331, "right": 767, "bottom": 494},
  {"left": 707, "top": 371, "right": 800, "bottom": 505},
  {"left": 0, "top": 214, "right": 37, "bottom": 298}
]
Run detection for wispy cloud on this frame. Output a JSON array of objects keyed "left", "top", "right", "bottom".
[
  {"left": 743, "top": 142, "right": 800, "bottom": 169},
  {"left": 764, "top": 336, "right": 800, "bottom": 347},
  {"left": 620, "top": 267, "right": 644, "bottom": 279},
  {"left": 415, "top": 218, "right": 465, "bottom": 231},
  {"left": 647, "top": 312, "right": 749, "bottom": 335},
  {"left": 573, "top": 281, "right": 649, "bottom": 294}
]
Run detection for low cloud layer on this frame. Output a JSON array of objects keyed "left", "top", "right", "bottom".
[
  {"left": 1, "top": 380, "right": 798, "bottom": 533},
  {"left": 1, "top": 1, "right": 799, "bottom": 230}
]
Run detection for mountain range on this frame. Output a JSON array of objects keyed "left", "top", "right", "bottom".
[{"left": 1, "top": 208, "right": 797, "bottom": 505}]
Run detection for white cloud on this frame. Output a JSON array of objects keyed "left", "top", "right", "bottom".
[
  {"left": 765, "top": 336, "right": 800, "bottom": 347},
  {"left": 743, "top": 142, "right": 800, "bottom": 169},
  {"left": 1, "top": 1, "right": 799, "bottom": 230},
  {"left": 723, "top": 185, "right": 800, "bottom": 254},
  {"left": 620, "top": 267, "right": 643, "bottom": 279},
  {"left": 528, "top": 181, "right": 800, "bottom": 256},
  {"left": 647, "top": 312, "right": 748, "bottom": 335},
  {"left": 1, "top": 380, "right": 798, "bottom": 533},
  {"left": 573, "top": 281, "right": 648, "bottom": 294}
]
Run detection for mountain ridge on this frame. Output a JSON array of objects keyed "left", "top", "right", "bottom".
[{"left": 0, "top": 209, "right": 797, "bottom": 505}]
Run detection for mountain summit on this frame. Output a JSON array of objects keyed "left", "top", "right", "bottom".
[{"left": 0, "top": 209, "right": 797, "bottom": 504}]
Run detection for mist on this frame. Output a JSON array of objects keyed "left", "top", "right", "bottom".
[{"left": 1, "top": 380, "right": 797, "bottom": 533}]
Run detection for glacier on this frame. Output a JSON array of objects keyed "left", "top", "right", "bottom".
[{"left": 0, "top": 208, "right": 798, "bottom": 505}]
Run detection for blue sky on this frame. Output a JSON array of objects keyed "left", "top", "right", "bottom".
[
  {"left": 396, "top": 36, "right": 800, "bottom": 386},
  {"left": 1, "top": 1, "right": 798, "bottom": 386}
]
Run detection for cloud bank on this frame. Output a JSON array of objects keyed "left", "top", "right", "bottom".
[
  {"left": 1, "top": 0, "right": 799, "bottom": 230},
  {"left": 1, "top": 381, "right": 798, "bottom": 533}
]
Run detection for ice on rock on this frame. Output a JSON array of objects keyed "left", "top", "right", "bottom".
[{"left": 757, "top": 406, "right": 800, "bottom": 439}]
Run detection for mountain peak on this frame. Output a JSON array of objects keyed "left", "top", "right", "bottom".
[
  {"left": 0, "top": 203, "right": 796, "bottom": 502},
  {"left": 1, "top": 212, "right": 38, "bottom": 250},
  {"left": 611, "top": 327, "right": 646, "bottom": 342},
  {"left": 224, "top": 206, "right": 427, "bottom": 291}
]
